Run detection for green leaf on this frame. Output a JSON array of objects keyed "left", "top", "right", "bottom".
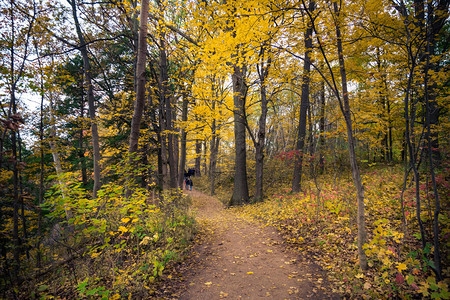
[{"left": 37, "top": 285, "right": 48, "bottom": 292}]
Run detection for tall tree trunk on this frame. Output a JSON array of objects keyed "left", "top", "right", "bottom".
[
  {"left": 292, "top": 0, "right": 315, "bottom": 193},
  {"left": 127, "top": 0, "right": 150, "bottom": 196},
  {"left": 156, "top": 1, "right": 176, "bottom": 188},
  {"left": 210, "top": 134, "right": 219, "bottom": 196},
  {"left": 69, "top": 0, "right": 101, "bottom": 198},
  {"left": 11, "top": 83, "right": 20, "bottom": 282},
  {"left": 173, "top": 99, "right": 179, "bottom": 184},
  {"left": 128, "top": 0, "right": 149, "bottom": 154},
  {"left": 319, "top": 75, "right": 326, "bottom": 174},
  {"left": 178, "top": 91, "right": 189, "bottom": 188},
  {"left": 424, "top": 2, "right": 446, "bottom": 278},
  {"left": 254, "top": 53, "right": 271, "bottom": 202},
  {"left": 307, "top": 103, "right": 315, "bottom": 175},
  {"left": 18, "top": 133, "right": 28, "bottom": 259},
  {"left": 230, "top": 62, "right": 249, "bottom": 205},
  {"left": 195, "top": 139, "right": 201, "bottom": 176},
  {"left": 202, "top": 140, "right": 208, "bottom": 175},
  {"left": 209, "top": 81, "right": 219, "bottom": 195},
  {"left": 37, "top": 44, "right": 44, "bottom": 268},
  {"left": 78, "top": 79, "right": 88, "bottom": 186},
  {"left": 333, "top": 1, "right": 368, "bottom": 271}
]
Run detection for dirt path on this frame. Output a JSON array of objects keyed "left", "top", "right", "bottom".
[{"left": 167, "top": 190, "right": 338, "bottom": 299}]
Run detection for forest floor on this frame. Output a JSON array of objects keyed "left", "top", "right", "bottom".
[{"left": 156, "top": 189, "right": 339, "bottom": 299}]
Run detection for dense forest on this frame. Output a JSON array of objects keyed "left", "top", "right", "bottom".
[{"left": 0, "top": 0, "right": 448, "bottom": 298}]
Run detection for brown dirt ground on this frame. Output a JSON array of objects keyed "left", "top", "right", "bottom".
[{"left": 156, "top": 189, "right": 340, "bottom": 299}]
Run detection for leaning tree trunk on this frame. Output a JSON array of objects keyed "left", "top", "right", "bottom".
[{"left": 333, "top": 1, "right": 368, "bottom": 271}]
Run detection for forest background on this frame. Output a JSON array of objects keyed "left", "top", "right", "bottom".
[{"left": 0, "top": 0, "right": 449, "bottom": 298}]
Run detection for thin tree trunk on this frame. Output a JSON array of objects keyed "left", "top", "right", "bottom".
[
  {"left": 8, "top": 2, "right": 20, "bottom": 276},
  {"left": 69, "top": 0, "right": 101, "bottom": 198},
  {"left": 210, "top": 134, "right": 219, "bottom": 196},
  {"left": 424, "top": 27, "right": 442, "bottom": 280},
  {"left": 178, "top": 91, "right": 189, "bottom": 188},
  {"left": 11, "top": 87, "right": 20, "bottom": 281},
  {"left": 292, "top": 0, "right": 315, "bottom": 193},
  {"left": 37, "top": 46, "right": 44, "bottom": 268},
  {"left": 319, "top": 74, "right": 326, "bottom": 174},
  {"left": 78, "top": 80, "right": 87, "bottom": 186},
  {"left": 173, "top": 100, "right": 179, "bottom": 184},
  {"left": 202, "top": 140, "right": 207, "bottom": 176},
  {"left": 195, "top": 139, "right": 201, "bottom": 176},
  {"left": 18, "top": 133, "right": 29, "bottom": 259},
  {"left": 333, "top": 1, "right": 368, "bottom": 271}
]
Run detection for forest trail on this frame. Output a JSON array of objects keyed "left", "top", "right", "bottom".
[{"left": 172, "top": 189, "right": 338, "bottom": 299}]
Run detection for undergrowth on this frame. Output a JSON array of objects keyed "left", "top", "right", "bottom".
[{"left": 4, "top": 169, "right": 196, "bottom": 299}]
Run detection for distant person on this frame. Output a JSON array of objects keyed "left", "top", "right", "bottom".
[
  {"left": 185, "top": 176, "right": 191, "bottom": 190},
  {"left": 188, "top": 178, "right": 193, "bottom": 191}
]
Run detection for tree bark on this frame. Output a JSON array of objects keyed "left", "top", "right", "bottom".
[
  {"left": 254, "top": 53, "right": 271, "bottom": 202},
  {"left": 292, "top": 0, "right": 315, "bottom": 193},
  {"left": 230, "top": 63, "right": 249, "bottom": 205},
  {"left": 128, "top": 0, "right": 149, "bottom": 155}
]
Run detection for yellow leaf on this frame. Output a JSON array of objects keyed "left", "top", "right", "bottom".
[
  {"left": 91, "top": 252, "right": 101, "bottom": 258},
  {"left": 205, "top": 282, "right": 212, "bottom": 286},
  {"left": 355, "top": 273, "right": 364, "bottom": 279},
  {"left": 118, "top": 226, "right": 128, "bottom": 233},
  {"left": 121, "top": 217, "right": 130, "bottom": 223},
  {"left": 140, "top": 236, "right": 150, "bottom": 246},
  {"left": 397, "top": 263, "right": 407, "bottom": 272}
]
